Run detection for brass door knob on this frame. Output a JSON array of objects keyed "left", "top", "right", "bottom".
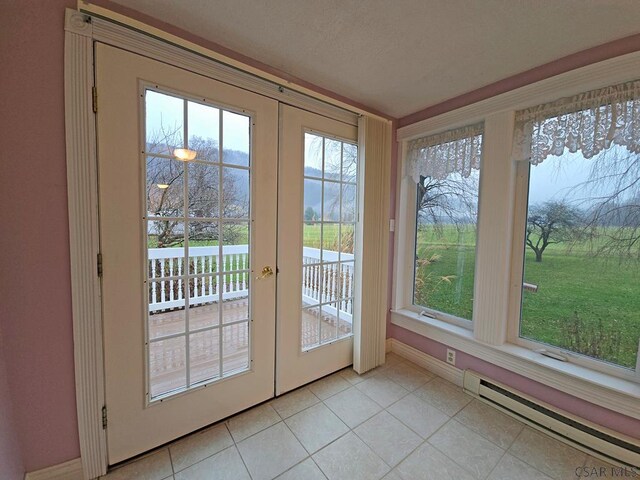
[{"left": 256, "top": 265, "right": 274, "bottom": 280}]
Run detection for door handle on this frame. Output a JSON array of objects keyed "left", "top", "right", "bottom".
[{"left": 255, "top": 265, "right": 274, "bottom": 280}]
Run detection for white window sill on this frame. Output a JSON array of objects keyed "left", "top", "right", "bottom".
[{"left": 391, "top": 308, "right": 640, "bottom": 420}]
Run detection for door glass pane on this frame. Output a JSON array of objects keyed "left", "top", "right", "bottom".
[
  {"left": 187, "top": 162, "right": 218, "bottom": 218},
  {"left": 222, "top": 167, "right": 250, "bottom": 218},
  {"left": 149, "top": 336, "right": 186, "bottom": 398},
  {"left": 145, "top": 89, "right": 253, "bottom": 400},
  {"left": 145, "top": 90, "right": 184, "bottom": 156},
  {"left": 304, "top": 133, "right": 323, "bottom": 177},
  {"left": 189, "top": 329, "right": 220, "bottom": 385},
  {"left": 301, "top": 133, "right": 358, "bottom": 350},
  {"left": 223, "top": 322, "right": 249, "bottom": 375},
  {"left": 146, "top": 157, "right": 184, "bottom": 217},
  {"left": 187, "top": 101, "right": 219, "bottom": 163},
  {"left": 221, "top": 221, "right": 250, "bottom": 328},
  {"left": 222, "top": 111, "right": 250, "bottom": 166},
  {"left": 320, "top": 303, "right": 338, "bottom": 343}
]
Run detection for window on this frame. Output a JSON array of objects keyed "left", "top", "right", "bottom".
[
  {"left": 408, "top": 124, "right": 483, "bottom": 324},
  {"left": 393, "top": 61, "right": 640, "bottom": 403},
  {"left": 514, "top": 80, "right": 640, "bottom": 372}
]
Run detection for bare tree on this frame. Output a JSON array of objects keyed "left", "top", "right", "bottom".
[
  {"left": 526, "top": 201, "right": 583, "bottom": 262},
  {"left": 416, "top": 174, "right": 478, "bottom": 233},
  {"left": 146, "top": 124, "right": 247, "bottom": 247},
  {"left": 572, "top": 148, "right": 640, "bottom": 260}
]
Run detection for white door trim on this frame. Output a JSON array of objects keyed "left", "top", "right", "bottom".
[{"left": 64, "top": 9, "right": 106, "bottom": 480}]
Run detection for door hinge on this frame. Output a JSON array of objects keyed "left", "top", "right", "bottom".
[
  {"left": 102, "top": 405, "right": 107, "bottom": 429},
  {"left": 92, "top": 86, "right": 98, "bottom": 113},
  {"left": 97, "top": 253, "right": 103, "bottom": 277}
]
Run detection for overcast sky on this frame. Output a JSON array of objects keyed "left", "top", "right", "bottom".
[
  {"left": 146, "top": 90, "right": 249, "bottom": 153},
  {"left": 528, "top": 145, "right": 636, "bottom": 208}
]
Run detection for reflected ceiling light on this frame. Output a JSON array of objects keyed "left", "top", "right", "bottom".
[
  {"left": 173, "top": 148, "right": 197, "bottom": 161},
  {"left": 156, "top": 184, "right": 170, "bottom": 189}
]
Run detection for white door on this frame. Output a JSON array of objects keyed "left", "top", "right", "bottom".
[
  {"left": 96, "top": 43, "right": 278, "bottom": 463},
  {"left": 277, "top": 105, "right": 359, "bottom": 394}
]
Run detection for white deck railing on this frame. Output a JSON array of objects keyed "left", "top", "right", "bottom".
[{"left": 148, "top": 246, "right": 354, "bottom": 323}]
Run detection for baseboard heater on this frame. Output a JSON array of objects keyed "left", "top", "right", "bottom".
[{"left": 463, "top": 370, "right": 640, "bottom": 468}]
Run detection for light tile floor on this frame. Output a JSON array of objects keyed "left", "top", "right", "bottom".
[{"left": 101, "top": 353, "right": 616, "bottom": 480}]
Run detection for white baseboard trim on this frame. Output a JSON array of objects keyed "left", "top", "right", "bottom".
[
  {"left": 389, "top": 338, "right": 464, "bottom": 387},
  {"left": 25, "top": 458, "right": 83, "bottom": 480},
  {"left": 385, "top": 337, "right": 393, "bottom": 353}
]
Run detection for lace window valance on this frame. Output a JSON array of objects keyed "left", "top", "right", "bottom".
[
  {"left": 513, "top": 80, "right": 640, "bottom": 165},
  {"left": 406, "top": 123, "right": 484, "bottom": 182}
]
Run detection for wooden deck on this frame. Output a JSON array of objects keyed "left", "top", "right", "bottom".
[{"left": 148, "top": 298, "right": 351, "bottom": 397}]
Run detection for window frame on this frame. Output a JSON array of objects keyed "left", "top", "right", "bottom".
[
  {"left": 392, "top": 52, "right": 640, "bottom": 416},
  {"left": 408, "top": 135, "right": 484, "bottom": 330},
  {"left": 509, "top": 155, "right": 640, "bottom": 382}
]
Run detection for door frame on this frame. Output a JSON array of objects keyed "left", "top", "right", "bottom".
[
  {"left": 64, "top": 7, "right": 377, "bottom": 478},
  {"left": 276, "top": 105, "right": 358, "bottom": 394}
]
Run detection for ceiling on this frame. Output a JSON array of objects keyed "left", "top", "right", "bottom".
[{"left": 110, "top": 0, "right": 640, "bottom": 118}]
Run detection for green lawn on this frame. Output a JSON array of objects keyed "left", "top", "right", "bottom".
[{"left": 415, "top": 224, "right": 640, "bottom": 369}]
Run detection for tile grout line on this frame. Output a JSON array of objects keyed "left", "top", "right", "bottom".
[
  {"left": 481, "top": 445, "right": 509, "bottom": 480},
  {"left": 232, "top": 428, "right": 255, "bottom": 480},
  {"left": 503, "top": 427, "right": 561, "bottom": 480},
  {"left": 167, "top": 445, "right": 175, "bottom": 476},
  {"left": 349, "top": 410, "right": 424, "bottom": 474},
  {"left": 452, "top": 410, "right": 526, "bottom": 451}
]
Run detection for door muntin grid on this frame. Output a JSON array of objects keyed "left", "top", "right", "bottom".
[
  {"left": 143, "top": 87, "right": 253, "bottom": 401},
  {"left": 302, "top": 132, "right": 358, "bottom": 351}
]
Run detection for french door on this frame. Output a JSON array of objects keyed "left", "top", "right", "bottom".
[
  {"left": 96, "top": 43, "right": 278, "bottom": 463},
  {"left": 276, "top": 105, "right": 358, "bottom": 394},
  {"left": 96, "top": 44, "right": 360, "bottom": 464}
]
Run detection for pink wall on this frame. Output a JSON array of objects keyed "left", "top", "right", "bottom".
[
  {"left": 0, "top": 325, "right": 24, "bottom": 480},
  {"left": 389, "top": 34, "right": 640, "bottom": 440},
  {"left": 0, "top": 0, "right": 79, "bottom": 474},
  {"left": 0, "top": 1, "right": 637, "bottom": 475}
]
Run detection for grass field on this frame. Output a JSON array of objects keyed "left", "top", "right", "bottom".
[
  {"left": 149, "top": 222, "right": 639, "bottom": 368},
  {"left": 415, "top": 224, "right": 640, "bottom": 369}
]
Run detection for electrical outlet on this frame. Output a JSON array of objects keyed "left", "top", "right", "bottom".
[{"left": 446, "top": 349, "right": 456, "bottom": 366}]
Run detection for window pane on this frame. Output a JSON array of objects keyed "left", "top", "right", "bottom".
[
  {"left": 324, "top": 139, "right": 341, "bottom": 180},
  {"left": 188, "top": 101, "right": 219, "bottom": 162},
  {"left": 149, "top": 336, "right": 186, "bottom": 398},
  {"left": 520, "top": 147, "right": 640, "bottom": 369},
  {"left": 188, "top": 162, "right": 218, "bottom": 218},
  {"left": 146, "top": 90, "right": 183, "bottom": 156},
  {"left": 304, "top": 133, "right": 323, "bottom": 177},
  {"left": 342, "top": 143, "right": 357, "bottom": 183},
  {"left": 148, "top": 281, "right": 185, "bottom": 339},
  {"left": 222, "top": 167, "right": 249, "bottom": 219},
  {"left": 222, "top": 111, "right": 250, "bottom": 166},
  {"left": 323, "top": 182, "right": 341, "bottom": 221},
  {"left": 147, "top": 157, "right": 184, "bottom": 217},
  {"left": 413, "top": 171, "right": 479, "bottom": 321},
  {"left": 222, "top": 322, "right": 249, "bottom": 375},
  {"left": 189, "top": 329, "right": 220, "bottom": 385}
]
